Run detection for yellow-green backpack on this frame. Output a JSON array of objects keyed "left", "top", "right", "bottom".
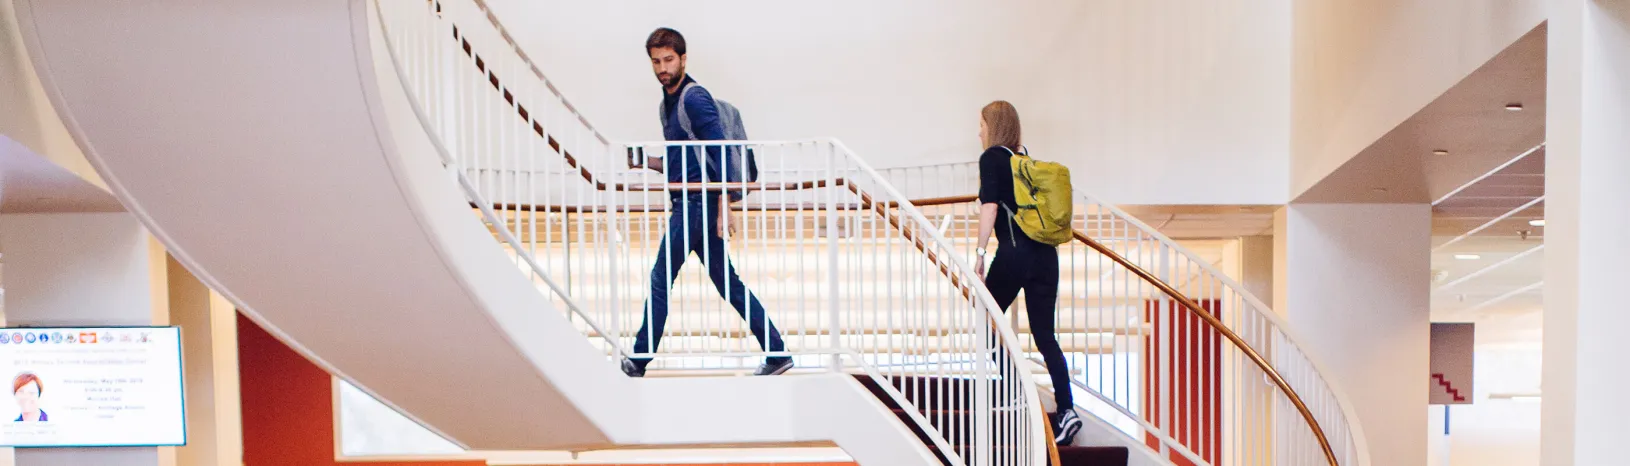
[{"left": 1005, "top": 146, "right": 1074, "bottom": 246}]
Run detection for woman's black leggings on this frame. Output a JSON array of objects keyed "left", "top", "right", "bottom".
[{"left": 985, "top": 239, "right": 1073, "bottom": 411}]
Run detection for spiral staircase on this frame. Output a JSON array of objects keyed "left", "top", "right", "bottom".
[{"left": 13, "top": 0, "right": 1367, "bottom": 464}]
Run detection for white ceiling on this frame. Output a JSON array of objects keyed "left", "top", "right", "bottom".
[
  {"left": 1417, "top": 30, "right": 1546, "bottom": 345},
  {"left": 1430, "top": 149, "right": 1545, "bottom": 344}
]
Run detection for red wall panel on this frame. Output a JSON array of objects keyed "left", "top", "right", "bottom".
[
  {"left": 1142, "top": 300, "right": 1222, "bottom": 466},
  {"left": 238, "top": 313, "right": 485, "bottom": 466}
]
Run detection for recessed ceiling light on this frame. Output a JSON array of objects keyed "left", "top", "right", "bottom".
[
  {"left": 1529, "top": 219, "right": 1546, "bottom": 227},
  {"left": 1490, "top": 392, "right": 1543, "bottom": 402},
  {"left": 1505, "top": 103, "right": 1524, "bottom": 111},
  {"left": 1454, "top": 254, "right": 1482, "bottom": 261},
  {"left": 1432, "top": 149, "right": 1451, "bottom": 156}
]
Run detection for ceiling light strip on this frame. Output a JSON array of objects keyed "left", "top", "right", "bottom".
[
  {"left": 1432, "top": 196, "right": 1546, "bottom": 252},
  {"left": 1434, "top": 244, "right": 1545, "bottom": 293},
  {"left": 1432, "top": 142, "right": 1546, "bottom": 206},
  {"left": 1465, "top": 280, "right": 1544, "bottom": 314}
]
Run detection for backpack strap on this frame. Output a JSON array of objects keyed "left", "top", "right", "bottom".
[
  {"left": 997, "top": 145, "right": 1031, "bottom": 156},
  {"left": 673, "top": 82, "right": 701, "bottom": 140},
  {"left": 996, "top": 145, "right": 1026, "bottom": 247},
  {"left": 659, "top": 82, "right": 704, "bottom": 140}
]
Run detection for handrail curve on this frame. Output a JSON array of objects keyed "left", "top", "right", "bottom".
[{"left": 373, "top": 2, "right": 1050, "bottom": 464}]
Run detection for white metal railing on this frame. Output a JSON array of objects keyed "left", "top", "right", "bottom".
[
  {"left": 877, "top": 163, "right": 1370, "bottom": 466},
  {"left": 373, "top": 1, "right": 1049, "bottom": 465}
]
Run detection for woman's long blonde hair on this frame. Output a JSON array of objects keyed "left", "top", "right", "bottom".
[{"left": 981, "top": 100, "right": 1022, "bottom": 149}]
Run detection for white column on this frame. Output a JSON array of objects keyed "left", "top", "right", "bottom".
[
  {"left": 1541, "top": 1, "right": 1630, "bottom": 465},
  {"left": 1277, "top": 203, "right": 1433, "bottom": 466},
  {"left": 0, "top": 213, "right": 171, "bottom": 466}
]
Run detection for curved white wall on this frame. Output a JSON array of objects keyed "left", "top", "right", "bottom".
[{"left": 16, "top": 0, "right": 609, "bottom": 450}]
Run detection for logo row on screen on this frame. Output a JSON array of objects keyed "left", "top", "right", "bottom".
[{"left": 0, "top": 331, "right": 153, "bottom": 345}]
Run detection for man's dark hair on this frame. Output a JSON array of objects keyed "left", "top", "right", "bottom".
[{"left": 646, "top": 27, "right": 686, "bottom": 56}]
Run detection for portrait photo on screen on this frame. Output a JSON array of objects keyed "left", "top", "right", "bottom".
[
  {"left": 12, "top": 372, "right": 48, "bottom": 422},
  {"left": 0, "top": 327, "right": 186, "bottom": 447}
]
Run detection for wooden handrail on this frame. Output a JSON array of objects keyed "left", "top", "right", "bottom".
[
  {"left": 482, "top": 190, "right": 1342, "bottom": 464},
  {"left": 1043, "top": 420, "right": 1063, "bottom": 466},
  {"left": 1068, "top": 230, "right": 1340, "bottom": 466}
]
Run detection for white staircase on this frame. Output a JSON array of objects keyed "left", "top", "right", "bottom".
[
  {"left": 13, "top": 0, "right": 1367, "bottom": 463},
  {"left": 374, "top": 1, "right": 1048, "bottom": 463},
  {"left": 373, "top": 0, "right": 1369, "bottom": 464}
]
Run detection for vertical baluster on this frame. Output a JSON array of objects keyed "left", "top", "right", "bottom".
[
  {"left": 826, "top": 143, "right": 840, "bottom": 371},
  {"left": 757, "top": 144, "right": 770, "bottom": 362}
]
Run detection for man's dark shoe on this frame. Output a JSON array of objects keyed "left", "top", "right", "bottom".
[
  {"left": 754, "top": 357, "right": 794, "bottom": 376},
  {"left": 621, "top": 358, "right": 646, "bottom": 378}
]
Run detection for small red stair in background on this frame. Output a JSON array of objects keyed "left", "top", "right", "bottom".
[
  {"left": 1432, "top": 373, "right": 1467, "bottom": 402},
  {"left": 852, "top": 375, "right": 1128, "bottom": 466}
]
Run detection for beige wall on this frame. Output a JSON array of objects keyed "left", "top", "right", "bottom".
[
  {"left": 1238, "top": 235, "right": 1275, "bottom": 309},
  {"left": 166, "top": 256, "right": 242, "bottom": 466},
  {"left": 1291, "top": 0, "right": 1545, "bottom": 198}
]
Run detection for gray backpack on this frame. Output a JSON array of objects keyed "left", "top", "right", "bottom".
[{"left": 661, "top": 82, "right": 759, "bottom": 200}]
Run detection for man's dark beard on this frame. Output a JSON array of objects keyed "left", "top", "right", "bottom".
[{"left": 659, "top": 69, "right": 684, "bottom": 90}]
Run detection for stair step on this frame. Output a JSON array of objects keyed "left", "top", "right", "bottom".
[
  {"left": 853, "top": 374, "right": 1128, "bottom": 466},
  {"left": 1058, "top": 446, "right": 1131, "bottom": 465}
]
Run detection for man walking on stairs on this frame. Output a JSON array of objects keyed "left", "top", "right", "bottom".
[{"left": 622, "top": 27, "right": 792, "bottom": 378}]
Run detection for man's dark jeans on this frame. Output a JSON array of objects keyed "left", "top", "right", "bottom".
[{"left": 630, "top": 196, "right": 788, "bottom": 370}]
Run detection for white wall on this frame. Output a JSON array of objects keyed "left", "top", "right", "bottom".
[
  {"left": 1290, "top": 0, "right": 1546, "bottom": 198},
  {"left": 0, "top": 218, "right": 242, "bottom": 466},
  {"left": 1541, "top": 1, "right": 1630, "bottom": 464},
  {"left": 1278, "top": 203, "right": 1432, "bottom": 466},
  {"left": 0, "top": 212, "right": 169, "bottom": 466},
  {"left": 483, "top": 0, "right": 1293, "bottom": 205},
  {"left": 1426, "top": 344, "right": 1542, "bottom": 466},
  {"left": 0, "top": 213, "right": 157, "bottom": 326}
]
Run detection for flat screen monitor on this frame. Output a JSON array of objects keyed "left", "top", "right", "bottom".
[{"left": 0, "top": 326, "right": 185, "bottom": 447}]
